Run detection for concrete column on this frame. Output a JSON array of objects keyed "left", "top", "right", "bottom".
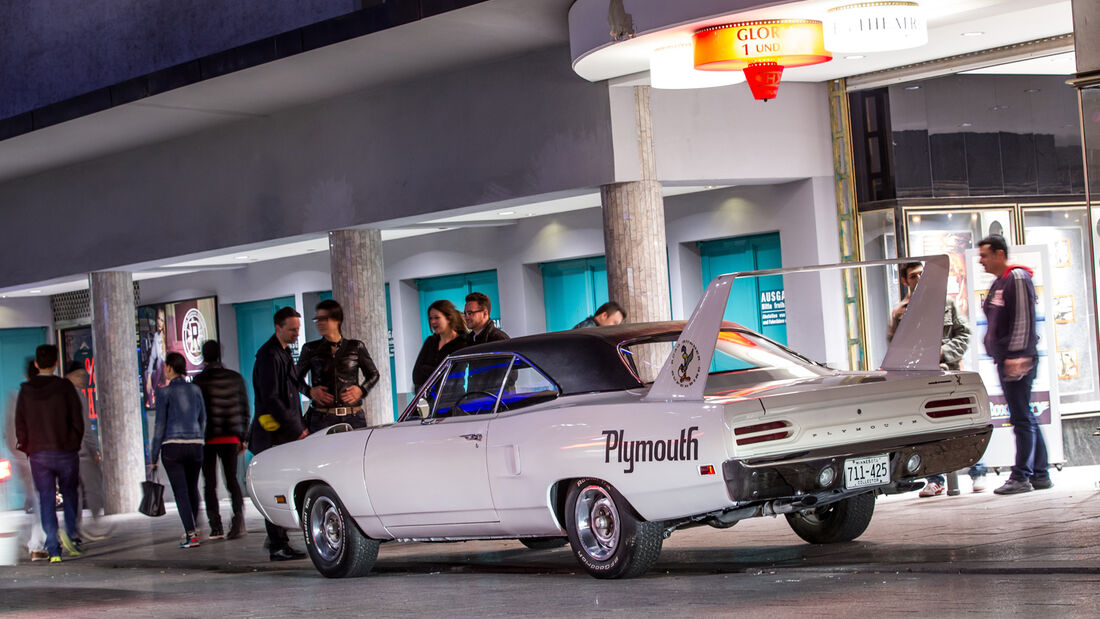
[
  {"left": 89, "top": 271, "right": 144, "bottom": 515},
  {"left": 329, "top": 228, "right": 392, "bottom": 426},
  {"left": 601, "top": 85, "right": 671, "bottom": 323}
]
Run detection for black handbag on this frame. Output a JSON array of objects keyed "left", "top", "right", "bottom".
[{"left": 138, "top": 466, "right": 166, "bottom": 517}]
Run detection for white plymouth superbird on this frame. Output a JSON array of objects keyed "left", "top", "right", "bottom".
[{"left": 248, "top": 256, "right": 990, "bottom": 579}]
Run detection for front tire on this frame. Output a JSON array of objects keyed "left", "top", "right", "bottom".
[
  {"left": 785, "top": 492, "right": 876, "bottom": 544},
  {"left": 564, "top": 479, "right": 663, "bottom": 579},
  {"left": 301, "top": 485, "right": 379, "bottom": 578}
]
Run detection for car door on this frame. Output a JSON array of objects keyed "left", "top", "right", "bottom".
[{"left": 363, "top": 355, "right": 512, "bottom": 530}]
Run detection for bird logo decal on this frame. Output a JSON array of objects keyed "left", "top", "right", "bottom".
[{"left": 675, "top": 340, "right": 700, "bottom": 387}]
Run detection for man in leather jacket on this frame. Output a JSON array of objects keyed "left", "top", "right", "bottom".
[{"left": 296, "top": 299, "right": 380, "bottom": 433}]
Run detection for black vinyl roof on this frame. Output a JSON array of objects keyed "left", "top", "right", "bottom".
[{"left": 458, "top": 321, "right": 690, "bottom": 395}]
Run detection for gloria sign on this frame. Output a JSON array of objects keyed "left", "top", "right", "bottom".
[{"left": 693, "top": 20, "right": 831, "bottom": 100}]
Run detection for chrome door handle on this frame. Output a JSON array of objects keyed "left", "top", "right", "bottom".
[{"left": 460, "top": 433, "right": 483, "bottom": 441}]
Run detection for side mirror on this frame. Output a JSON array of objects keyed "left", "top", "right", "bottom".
[{"left": 416, "top": 397, "right": 431, "bottom": 420}]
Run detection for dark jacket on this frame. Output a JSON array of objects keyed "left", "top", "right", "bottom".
[
  {"left": 983, "top": 265, "right": 1038, "bottom": 366},
  {"left": 14, "top": 374, "right": 84, "bottom": 455},
  {"left": 249, "top": 335, "right": 304, "bottom": 454},
  {"left": 295, "top": 338, "right": 379, "bottom": 407},
  {"left": 151, "top": 376, "right": 207, "bottom": 463},
  {"left": 572, "top": 316, "right": 599, "bottom": 329},
  {"left": 468, "top": 323, "right": 510, "bottom": 345},
  {"left": 412, "top": 333, "right": 468, "bottom": 392},
  {"left": 193, "top": 362, "right": 250, "bottom": 441}
]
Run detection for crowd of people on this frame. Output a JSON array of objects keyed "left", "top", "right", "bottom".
[
  {"left": 18, "top": 238, "right": 1054, "bottom": 566},
  {"left": 8, "top": 290, "right": 626, "bottom": 563}
]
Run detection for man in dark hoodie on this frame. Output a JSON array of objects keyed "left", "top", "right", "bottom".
[
  {"left": 978, "top": 235, "right": 1051, "bottom": 495},
  {"left": 14, "top": 344, "right": 85, "bottom": 563},
  {"left": 193, "top": 340, "right": 250, "bottom": 540}
]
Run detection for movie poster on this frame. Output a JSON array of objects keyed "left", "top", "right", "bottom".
[
  {"left": 908, "top": 230, "right": 973, "bottom": 319},
  {"left": 138, "top": 297, "right": 218, "bottom": 408},
  {"left": 59, "top": 326, "right": 97, "bottom": 429}
]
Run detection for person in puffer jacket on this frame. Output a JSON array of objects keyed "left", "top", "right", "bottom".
[{"left": 192, "top": 340, "right": 250, "bottom": 540}]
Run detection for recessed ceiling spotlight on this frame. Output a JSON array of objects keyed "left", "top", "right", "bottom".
[
  {"left": 498, "top": 211, "right": 515, "bottom": 216},
  {"left": 29, "top": 289, "right": 42, "bottom": 294},
  {"left": 904, "top": 85, "right": 921, "bottom": 90},
  {"left": 960, "top": 122, "right": 973, "bottom": 127},
  {"left": 962, "top": 31, "right": 984, "bottom": 37},
  {"left": 845, "top": 55, "right": 865, "bottom": 60},
  {"left": 1024, "top": 88, "right": 1041, "bottom": 93},
  {"left": 234, "top": 255, "right": 250, "bottom": 260}
]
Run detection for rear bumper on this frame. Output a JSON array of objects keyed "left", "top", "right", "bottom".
[{"left": 722, "top": 425, "right": 992, "bottom": 502}]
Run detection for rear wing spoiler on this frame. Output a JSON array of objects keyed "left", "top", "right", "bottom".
[{"left": 643, "top": 255, "right": 950, "bottom": 402}]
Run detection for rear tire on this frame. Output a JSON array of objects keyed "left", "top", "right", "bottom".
[
  {"left": 785, "top": 492, "right": 876, "bottom": 544},
  {"left": 519, "top": 537, "right": 568, "bottom": 550},
  {"left": 564, "top": 479, "right": 663, "bottom": 579},
  {"left": 301, "top": 485, "right": 379, "bottom": 578}
]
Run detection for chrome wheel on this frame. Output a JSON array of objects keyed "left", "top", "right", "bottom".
[
  {"left": 309, "top": 496, "right": 344, "bottom": 562},
  {"left": 573, "top": 484, "right": 620, "bottom": 561}
]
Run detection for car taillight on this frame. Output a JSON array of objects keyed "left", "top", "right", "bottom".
[
  {"left": 924, "top": 397, "right": 977, "bottom": 419},
  {"left": 0, "top": 459, "right": 10, "bottom": 482},
  {"left": 734, "top": 420, "right": 791, "bottom": 445}
]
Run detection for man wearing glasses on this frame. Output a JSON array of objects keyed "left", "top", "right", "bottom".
[
  {"left": 296, "top": 299, "right": 380, "bottom": 432},
  {"left": 464, "top": 292, "right": 509, "bottom": 345}
]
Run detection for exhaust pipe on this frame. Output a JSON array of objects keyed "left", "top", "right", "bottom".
[{"left": 762, "top": 495, "right": 819, "bottom": 516}]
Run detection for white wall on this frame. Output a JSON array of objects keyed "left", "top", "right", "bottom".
[{"left": 0, "top": 296, "right": 52, "bottom": 330}]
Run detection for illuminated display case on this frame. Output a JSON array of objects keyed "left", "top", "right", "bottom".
[{"left": 860, "top": 202, "right": 1099, "bottom": 416}]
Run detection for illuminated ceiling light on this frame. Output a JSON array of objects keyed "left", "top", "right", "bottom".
[
  {"left": 904, "top": 85, "right": 921, "bottom": 90},
  {"left": 824, "top": 2, "right": 927, "bottom": 53},
  {"left": 497, "top": 211, "right": 515, "bottom": 216},
  {"left": 694, "top": 20, "right": 832, "bottom": 101},
  {"left": 650, "top": 43, "right": 745, "bottom": 90},
  {"left": 29, "top": 289, "right": 42, "bottom": 294},
  {"left": 845, "top": 55, "right": 865, "bottom": 60},
  {"left": 234, "top": 255, "right": 250, "bottom": 260},
  {"left": 962, "top": 31, "right": 985, "bottom": 37}
]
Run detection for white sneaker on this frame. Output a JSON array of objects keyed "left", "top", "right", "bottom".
[
  {"left": 971, "top": 476, "right": 988, "bottom": 493},
  {"left": 919, "top": 482, "right": 945, "bottom": 497}
]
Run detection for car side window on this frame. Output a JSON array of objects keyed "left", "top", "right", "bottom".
[
  {"left": 498, "top": 358, "right": 559, "bottom": 412},
  {"left": 432, "top": 356, "right": 512, "bottom": 417}
]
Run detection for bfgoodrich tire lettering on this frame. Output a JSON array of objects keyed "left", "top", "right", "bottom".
[
  {"left": 785, "top": 492, "right": 876, "bottom": 544},
  {"left": 301, "top": 484, "right": 379, "bottom": 578},
  {"left": 564, "top": 479, "right": 663, "bottom": 579}
]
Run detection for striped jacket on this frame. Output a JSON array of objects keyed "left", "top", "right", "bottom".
[{"left": 982, "top": 265, "right": 1038, "bottom": 366}]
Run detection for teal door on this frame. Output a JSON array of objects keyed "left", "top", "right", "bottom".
[
  {"left": 0, "top": 327, "right": 48, "bottom": 510},
  {"left": 540, "top": 256, "right": 608, "bottom": 332},
  {"left": 415, "top": 270, "right": 500, "bottom": 341},
  {"left": 234, "top": 297, "right": 295, "bottom": 415},
  {"left": 700, "top": 232, "right": 786, "bottom": 344}
]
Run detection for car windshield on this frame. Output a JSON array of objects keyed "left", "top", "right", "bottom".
[{"left": 619, "top": 328, "right": 827, "bottom": 384}]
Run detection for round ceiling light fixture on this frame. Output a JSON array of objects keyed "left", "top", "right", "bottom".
[
  {"left": 650, "top": 43, "right": 745, "bottom": 90},
  {"left": 693, "top": 20, "right": 832, "bottom": 101},
  {"left": 824, "top": 2, "right": 927, "bottom": 53}
]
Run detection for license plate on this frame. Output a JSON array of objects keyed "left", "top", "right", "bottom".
[{"left": 844, "top": 454, "right": 890, "bottom": 489}]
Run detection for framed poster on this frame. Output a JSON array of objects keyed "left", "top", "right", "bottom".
[{"left": 138, "top": 296, "right": 219, "bottom": 408}]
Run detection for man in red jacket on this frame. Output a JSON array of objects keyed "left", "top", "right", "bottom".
[{"left": 15, "top": 345, "right": 85, "bottom": 563}]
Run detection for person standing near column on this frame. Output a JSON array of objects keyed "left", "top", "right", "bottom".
[
  {"left": 978, "top": 235, "right": 1052, "bottom": 495},
  {"left": 193, "top": 340, "right": 250, "bottom": 540},
  {"left": 14, "top": 345, "right": 84, "bottom": 563},
  {"left": 150, "top": 352, "right": 206, "bottom": 548},
  {"left": 248, "top": 307, "right": 307, "bottom": 561},
  {"left": 296, "top": 300, "right": 379, "bottom": 434}
]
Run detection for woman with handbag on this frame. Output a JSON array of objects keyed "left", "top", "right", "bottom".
[{"left": 150, "top": 352, "right": 206, "bottom": 548}]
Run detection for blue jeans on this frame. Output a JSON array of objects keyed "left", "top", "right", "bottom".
[
  {"left": 1000, "top": 362, "right": 1050, "bottom": 482},
  {"left": 29, "top": 450, "right": 80, "bottom": 557}
]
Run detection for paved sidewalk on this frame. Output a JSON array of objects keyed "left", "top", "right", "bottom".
[{"left": 0, "top": 465, "right": 1097, "bottom": 616}]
